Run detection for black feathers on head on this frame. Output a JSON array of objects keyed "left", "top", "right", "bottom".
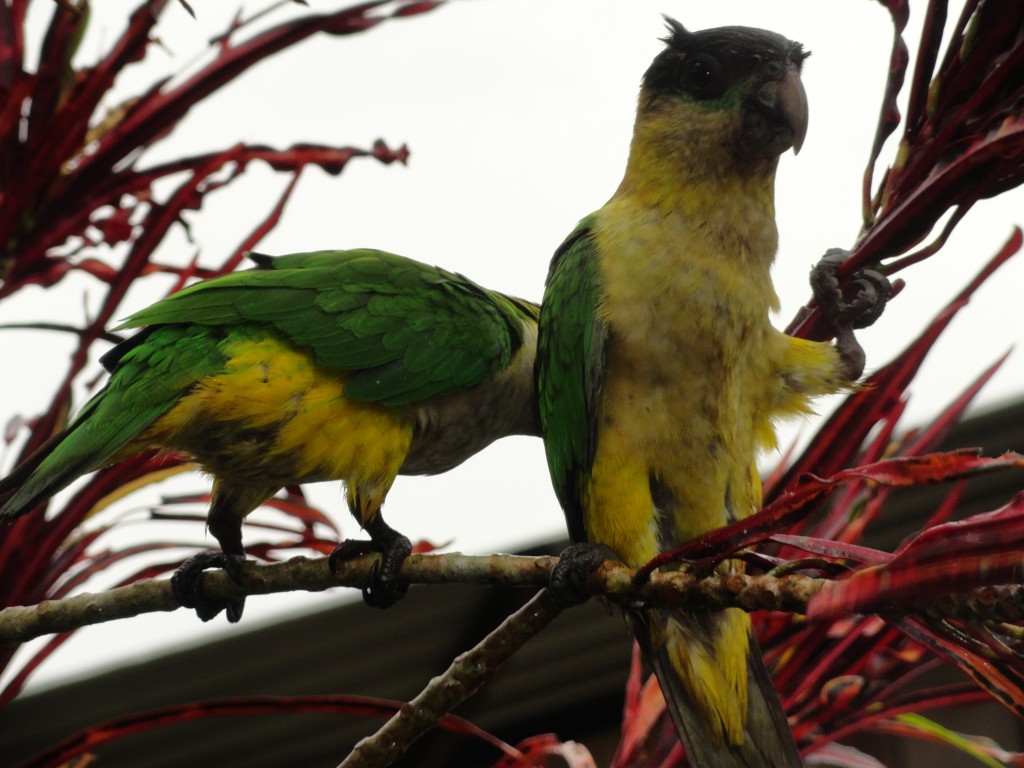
[{"left": 643, "top": 16, "right": 808, "bottom": 104}]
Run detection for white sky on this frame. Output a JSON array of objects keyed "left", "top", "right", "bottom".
[{"left": 5, "top": 0, "right": 1024, "bottom": 693}]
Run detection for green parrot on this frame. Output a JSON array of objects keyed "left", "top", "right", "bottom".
[
  {"left": 537, "top": 20, "right": 886, "bottom": 768},
  {"left": 0, "top": 249, "right": 540, "bottom": 621}
]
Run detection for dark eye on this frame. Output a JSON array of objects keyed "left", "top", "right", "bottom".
[{"left": 682, "top": 54, "right": 725, "bottom": 100}]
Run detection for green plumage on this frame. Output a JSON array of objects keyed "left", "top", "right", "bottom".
[
  {"left": 119, "top": 249, "right": 533, "bottom": 407},
  {"left": 536, "top": 215, "right": 605, "bottom": 544},
  {"left": 537, "top": 20, "right": 812, "bottom": 768},
  {"left": 3, "top": 325, "right": 225, "bottom": 519},
  {"left": 0, "top": 248, "right": 540, "bottom": 618}
]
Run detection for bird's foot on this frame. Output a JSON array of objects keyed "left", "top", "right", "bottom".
[
  {"left": 811, "top": 248, "right": 891, "bottom": 380},
  {"left": 329, "top": 519, "right": 412, "bottom": 609},
  {"left": 549, "top": 542, "right": 621, "bottom": 605},
  {"left": 171, "top": 551, "right": 247, "bottom": 623},
  {"left": 811, "top": 248, "right": 891, "bottom": 330}
]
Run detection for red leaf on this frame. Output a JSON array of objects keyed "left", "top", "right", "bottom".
[
  {"left": 641, "top": 451, "right": 1024, "bottom": 578},
  {"left": 809, "top": 490, "right": 1024, "bottom": 618},
  {"left": 395, "top": 2, "right": 447, "bottom": 17},
  {"left": 23, "top": 693, "right": 517, "bottom": 768},
  {"left": 73, "top": 258, "right": 120, "bottom": 282},
  {"left": 493, "top": 734, "right": 597, "bottom": 768},
  {"left": 771, "top": 229, "right": 1020, "bottom": 501},
  {"left": 892, "top": 618, "right": 1024, "bottom": 719},
  {"left": 767, "top": 534, "right": 891, "bottom": 566}
]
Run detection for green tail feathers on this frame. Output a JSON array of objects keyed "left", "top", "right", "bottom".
[
  {"left": 0, "top": 395, "right": 152, "bottom": 520},
  {"left": 0, "top": 325, "right": 223, "bottom": 520}
]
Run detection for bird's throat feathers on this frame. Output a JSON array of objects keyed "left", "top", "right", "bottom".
[
  {"left": 603, "top": 107, "right": 783, "bottom": 315},
  {"left": 616, "top": 96, "right": 780, "bottom": 236}
]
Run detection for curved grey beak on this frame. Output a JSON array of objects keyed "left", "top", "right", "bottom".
[
  {"left": 740, "top": 62, "right": 809, "bottom": 160},
  {"left": 776, "top": 65, "right": 808, "bottom": 154}
]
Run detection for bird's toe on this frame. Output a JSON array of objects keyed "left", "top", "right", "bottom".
[
  {"left": 549, "top": 542, "right": 621, "bottom": 605},
  {"left": 329, "top": 529, "right": 412, "bottom": 609},
  {"left": 171, "top": 551, "right": 248, "bottom": 623}
]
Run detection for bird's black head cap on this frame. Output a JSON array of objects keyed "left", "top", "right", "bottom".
[
  {"left": 643, "top": 17, "right": 808, "bottom": 105},
  {"left": 642, "top": 18, "right": 810, "bottom": 159}
]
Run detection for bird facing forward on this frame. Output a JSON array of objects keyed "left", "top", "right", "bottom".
[{"left": 537, "top": 19, "right": 887, "bottom": 767}]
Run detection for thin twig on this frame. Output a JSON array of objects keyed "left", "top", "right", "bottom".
[{"left": 337, "top": 588, "right": 565, "bottom": 768}]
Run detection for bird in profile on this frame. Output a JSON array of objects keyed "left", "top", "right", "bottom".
[{"left": 0, "top": 248, "right": 540, "bottom": 622}]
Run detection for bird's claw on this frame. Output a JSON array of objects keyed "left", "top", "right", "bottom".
[
  {"left": 171, "top": 551, "right": 247, "bottom": 623},
  {"left": 810, "top": 248, "right": 890, "bottom": 381},
  {"left": 810, "top": 248, "right": 891, "bottom": 331},
  {"left": 549, "top": 542, "right": 621, "bottom": 606},
  {"left": 329, "top": 527, "right": 412, "bottom": 609},
  {"left": 844, "top": 269, "right": 890, "bottom": 329}
]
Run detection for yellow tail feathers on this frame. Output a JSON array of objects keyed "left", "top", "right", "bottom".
[{"left": 632, "top": 606, "right": 802, "bottom": 768}]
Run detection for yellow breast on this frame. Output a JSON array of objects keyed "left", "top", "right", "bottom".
[
  {"left": 139, "top": 334, "right": 413, "bottom": 510},
  {"left": 581, "top": 191, "right": 782, "bottom": 563}
]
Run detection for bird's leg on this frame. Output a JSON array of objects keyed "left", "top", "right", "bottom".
[
  {"left": 171, "top": 483, "right": 267, "bottom": 623},
  {"left": 549, "top": 542, "right": 622, "bottom": 605},
  {"left": 811, "top": 248, "right": 891, "bottom": 380},
  {"left": 330, "top": 513, "right": 412, "bottom": 609}
]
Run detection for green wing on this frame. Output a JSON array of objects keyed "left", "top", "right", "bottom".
[
  {"left": 117, "top": 249, "right": 539, "bottom": 407},
  {"left": 0, "top": 324, "right": 224, "bottom": 519},
  {"left": 536, "top": 216, "right": 607, "bottom": 544}
]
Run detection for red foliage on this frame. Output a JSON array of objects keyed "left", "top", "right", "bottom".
[
  {"left": 22, "top": 693, "right": 521, "bottom": 768},
  {"left": 0, "top": 0, "right": 439, "bottom": 708},
  {"left": 3, "top": 0, "right": 1024, "bottom": 765},
  {"left": 618, "top": 1, "right": 1024, "bottom": 764},
  {"left": 787, "top": 0, "right": 1024, "bottom": 341}
]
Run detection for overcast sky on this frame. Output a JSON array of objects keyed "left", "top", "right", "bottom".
[{"left": 6, "top": 0, "right": 1023, "bottom": 692}]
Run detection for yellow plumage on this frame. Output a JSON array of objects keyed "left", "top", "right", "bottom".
[
  {"left": 141, "top": 335, "right": 414, "bottom": 522},
  {"left": 537, "top": 21, "right": 877, "bottom": 767},
  {"left": 586, "top": 110, "right": 846, "bottom": 749},
  {"left": 1, "top": 247, "right": 543, "bottom": 622}
]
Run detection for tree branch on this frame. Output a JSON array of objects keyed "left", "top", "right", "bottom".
[
  {"left": 0, "top": 552, "right": 553, "bottom": 644},
  {"left": 336, "top": 588, "right": 565, "bottom": 768},
  {"left": 3, "top": 552, "right": 1022, "bottom": 646}
]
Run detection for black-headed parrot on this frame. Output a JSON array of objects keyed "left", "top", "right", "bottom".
[{"left": 537, "top": 20, "right": 887, "bottom": 768}]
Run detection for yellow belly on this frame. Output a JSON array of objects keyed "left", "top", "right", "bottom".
[{"left": 137, "top": 334, "right": 413, "bottom": 518}]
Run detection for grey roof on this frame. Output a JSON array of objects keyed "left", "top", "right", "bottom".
[{"left": 5, "top": 400, "right": 1024, "bottom": 766}]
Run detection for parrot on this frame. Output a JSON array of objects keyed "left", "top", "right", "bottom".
[
  {"left": 536, "top": 19, "right": 888, "bottom": 768},
  {"left": 0, "top": 248, "right": 540, "bottom": 622}
]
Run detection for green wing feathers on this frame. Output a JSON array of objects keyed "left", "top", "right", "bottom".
[
  {"left": 0, "top": 325, "right": 225, "bottom": 519},
  {"left": 536, "top": 216, "right": 606, "bottom": 544},
  {"left": 1, "top": 249, "right": 539, "bottom": 520},
  {"left": 120, "top": 249, "right": 538, "bottom": 407}
]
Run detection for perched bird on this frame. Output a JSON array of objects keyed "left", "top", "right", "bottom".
[
  {"left": 0, "top": 249, "right": 540, "bottom": 621},
  {"left": 537, "top": 20, "right": 886, "bottom": 768}
]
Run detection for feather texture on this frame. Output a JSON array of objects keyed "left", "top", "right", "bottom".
[
  {"left": 2, "top": 248, "right": 540, "bottom": 618},
  {"left": 118, "top": 249, "right": 532, "bottom": 407},
  {"left": 537, "top": 21, "right": 834, "bottom": 767}
]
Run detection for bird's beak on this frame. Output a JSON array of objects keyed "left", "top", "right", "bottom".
[
  {"left": 740, "top": 63, "right": 809, "bottom": 159},
  {"left": 776, "top": 65, "right": 808, "bottom": 154},
  {"left": 755, "top": 64, "right": 809, "bottom": 155}
]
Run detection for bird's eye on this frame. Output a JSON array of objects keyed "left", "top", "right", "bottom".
[{"left": 683, "top": 54, "right": 725, "bottom": 100}]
